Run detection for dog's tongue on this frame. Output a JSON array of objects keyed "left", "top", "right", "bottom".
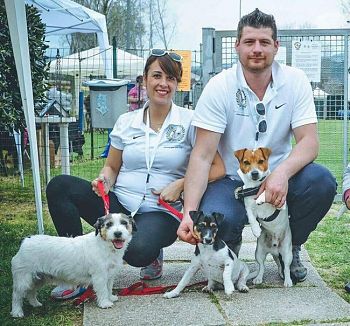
[{"left": 112, "top": 240, "right": 124, "bottom": 249}]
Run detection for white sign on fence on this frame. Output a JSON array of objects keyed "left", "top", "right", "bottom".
[{"left": 291, "top": 40, "right": 321, "bottom": 82}]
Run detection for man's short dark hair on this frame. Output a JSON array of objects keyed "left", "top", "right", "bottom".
[{"left": 237, "top": 8, "right": 277, "bottom": 41}]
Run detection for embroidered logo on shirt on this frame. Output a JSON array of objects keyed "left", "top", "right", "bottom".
[
  {"left": 275, "top": 103, "right": 286, "bottom": 110},
  {"left": 236, "top": 89, "right": 247, "bottom": 110},
  {"left": 166, "top": 125, "right": 185, "bottom": 142}
]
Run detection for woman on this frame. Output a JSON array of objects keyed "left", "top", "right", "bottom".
[
  {"left": 128, "top": 75, "right": 148, "bottom": 111},
  {"left": 46, "top": 50, "right": 225, "bottom": 299}
]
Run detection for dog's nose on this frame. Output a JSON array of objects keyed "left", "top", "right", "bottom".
[
  {"left": 114, "top": 231, "right": 122, "bottom": 238},
  {"left": 251, "top": 170, "right": 259, "bottom": 180}
]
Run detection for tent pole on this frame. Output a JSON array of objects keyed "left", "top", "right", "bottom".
[{"left": 5, "top": 0, "right": 44, "bottom": 234}]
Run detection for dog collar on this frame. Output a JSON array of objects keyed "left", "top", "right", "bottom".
[
  {"left": 234, "top": 175, "right": 266, "bottom": 201},
  {"left": 257, "top": 209, "right": 280, "bottom": 222}
]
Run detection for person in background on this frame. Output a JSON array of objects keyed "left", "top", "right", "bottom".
[
  {"left": 128, "top": 75, "right": 148, "bottom": 111},
  {"left": 342, "top": 164, "right": 350, "bottom": 293},
  {"left": 178, "top": 8, "right": 337, "bottom": 284},
  {"left": 46, "top": 50, "right": 225, "bottom": 299}
]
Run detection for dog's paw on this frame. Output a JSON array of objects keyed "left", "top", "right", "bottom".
[
  {"left": 11, "top": 310, "right": 24, "bottom": 318},
  {"left": 237, "top": 284, "right": 249, "bottom": 293},
  {"left": 251, "top": 225, "right": 262, "bottom": 238},
  {"left": 163, "top": 290, "right": 179, "bottom": 299},
  {"left": 98, "top": 300, "right": 114, "bottom": 309},
  {"left": 201, "top": 285, "right": 213, "bottom": 293},
  {"left": 109, "top": 294, "right": 118, "bottom": 302},
  {"left": 28, "top": 299, "right": 42, "bottom": 307},
  {"left": 224, "top": 287, "right": 235, "bottom": 295},
  {"left": 284, "top": 278, "right": 293, "bottom": 288},
  {"left": 255, "top": 192, "right": 266, "bottom": 205},
  {"left": 253, "top": 276, "right": 263, "bottom": 285}
]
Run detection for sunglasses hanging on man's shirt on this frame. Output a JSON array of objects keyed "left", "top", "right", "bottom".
[{"left": 255, "top": 102, "right": 267, "bottom": 141}]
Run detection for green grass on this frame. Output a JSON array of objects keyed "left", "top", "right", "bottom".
[
  {"left": 306, "top": 203, "right": 350, "bottom": 303},
  {"left": 0, "top": 180, "right": 84, "bottom": 325}
]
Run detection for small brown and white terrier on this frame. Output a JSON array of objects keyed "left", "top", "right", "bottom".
[{"left": 234, "top": 147, "right": 293, "bottom": 287}]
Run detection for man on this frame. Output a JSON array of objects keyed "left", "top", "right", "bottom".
[
  {"left": 342, "top": 164, "right": 350, "bottom": 292},
  {"left": 178, "top": 8, "right": 337, "bottom": 283}
]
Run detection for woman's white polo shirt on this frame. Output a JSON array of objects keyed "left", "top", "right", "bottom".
[{"left": 109, "top": 102, "right": 195, "bottom": 217}]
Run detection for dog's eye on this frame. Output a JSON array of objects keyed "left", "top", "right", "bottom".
[
  {"left": 243, "top": 160, "right": 250, "bottom": 166},
  {"left": 120, "top": 220, "right": 128, "bottom": 226},
  {"left": 106, "top": 222, "right": 113, "bottom": 228},
  {"left": 258, "top": 159, "right": 264, "bottom": 164}
]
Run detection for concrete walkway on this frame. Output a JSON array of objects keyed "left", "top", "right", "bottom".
[{"left": 83, "top": 226, "right": 350, "bottom": 325}]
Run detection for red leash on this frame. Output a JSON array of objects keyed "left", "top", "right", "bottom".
[
  {"left": 73, "top": 281, "right": 207, "bottom": 305},
  {"left": 97, "top": 180, "right": 110, "bottom": 214},
  {"left": 158, "top": 197, "right": 183, "bottom": 220}
]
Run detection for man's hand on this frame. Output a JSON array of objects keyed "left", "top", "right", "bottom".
[
  {"left": 177, "top": 215, "right": 197, "bottom": 245},
  {"left": 346, "top": 196, "right": 350, "bottom": 210},
  {"left": 256, "top": 170, "right": 288, "bottom": 208}
]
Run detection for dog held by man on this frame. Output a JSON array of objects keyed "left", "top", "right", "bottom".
[
  {"left": 164, "top": 211, "right": 249, "bottom": 298},
  {"left": 11, "top": 213, "right": 135, "bottom": 318},
  {"left": 234, "top": 147, "right": 293, "bottom": 287}
]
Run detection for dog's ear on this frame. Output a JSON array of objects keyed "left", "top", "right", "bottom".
[
  {"left": 94, "top": 216, "right": 105, "bottom": 236},
  {"left": 212, "top": 212, "right": 224, "bottom": 226},
  {"left": 234, "top": 148, "right": 247, "bottom": 162},
  {"left": 258, "top": 147, "right": 272, "bottom": 160},
  {"left": 189, "top": 210, "right": 203, "bottom": 225},
  {"left": 128, "top": 215, "right": 137, "bottom": 233}
]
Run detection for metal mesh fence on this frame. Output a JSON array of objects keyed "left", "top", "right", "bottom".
[{"left": 0, "top": 47, "right": 202, "bottom": 192}]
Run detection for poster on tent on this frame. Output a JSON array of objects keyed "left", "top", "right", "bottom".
[
  {"left": 174, "top": 50, "right": 191, "bottom": 92},
  {"left": 291, "top": 40, "right": 321, "bottom": 82}
]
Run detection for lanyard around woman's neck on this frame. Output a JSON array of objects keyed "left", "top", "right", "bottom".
[{"left": 145, "top": 106, "right": 170, "bottom": 175}]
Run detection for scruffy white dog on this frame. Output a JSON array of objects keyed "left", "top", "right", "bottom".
[{"left": 11, "top": 213, "right": 136, "bottom": 318}]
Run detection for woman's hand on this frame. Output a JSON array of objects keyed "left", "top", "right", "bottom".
[
  {"left": 91, "top": 175, "right": 112, "bottom": 197},
  {"left": 152, "top": 179, "right": 184, "bottom": 202}
]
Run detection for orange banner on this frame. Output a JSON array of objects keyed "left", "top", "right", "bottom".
[{"left": 174, "top": 50, "right": 191, "bottom": 92}]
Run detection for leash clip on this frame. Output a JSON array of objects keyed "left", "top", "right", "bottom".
[{"left": 234, "top": 186, "right": 243, "bottom": 200}]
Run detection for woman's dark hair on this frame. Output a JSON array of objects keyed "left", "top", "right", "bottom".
[
  {"left": 144, "top": 54, "right": 183, "bottom": 82},
  {"left": 237, "top": 8, "right": 277, "bottom": 41}
]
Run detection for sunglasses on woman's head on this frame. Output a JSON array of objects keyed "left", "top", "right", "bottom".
[{"left": 150, "top": 49, "right": 183, "bottom": 62}]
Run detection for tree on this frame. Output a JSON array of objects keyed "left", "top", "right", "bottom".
[
  {"left": 0, "top": 1, "right": 49, "bottom": 132},
  {"left": 152, "top": 0, "right": 176, "bottom": 49},
  {"left": 69, "top": 0, "right": 176, "bottom": 51},
  {"left": 71, "top": 0, "right": 146, "bottom": 50}
]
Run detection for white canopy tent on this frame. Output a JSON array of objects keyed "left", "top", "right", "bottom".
[
  {"left": 49, "top": 46, "right": 145, "bottom": 80},
  {"left": 5, "top": 0, "right": 112, "bottom": 234},
  {"left": 25, "top": 0, "right": 112, "bottom": 78}
]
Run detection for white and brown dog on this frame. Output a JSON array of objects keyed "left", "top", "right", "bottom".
[
  {"left": 234, "top": 148, "right": 293, "bottom": 287},
  {"left": 164, "top": 211, "right": 249, "bottom": 299},
  {"left": 11, "top": 213, "right": 136, "bottom": 318}
]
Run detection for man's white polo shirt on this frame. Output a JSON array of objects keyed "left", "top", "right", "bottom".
[
  {"left": 192, "top": 61, "right": 317, "bottom": 180},
  {"left": 110, "top": 102, "right": 195, "bottom": 216}
]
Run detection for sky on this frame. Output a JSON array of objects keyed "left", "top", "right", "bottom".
[{"left": 166, "top": 0, "right": 348, "bottom": 50}]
